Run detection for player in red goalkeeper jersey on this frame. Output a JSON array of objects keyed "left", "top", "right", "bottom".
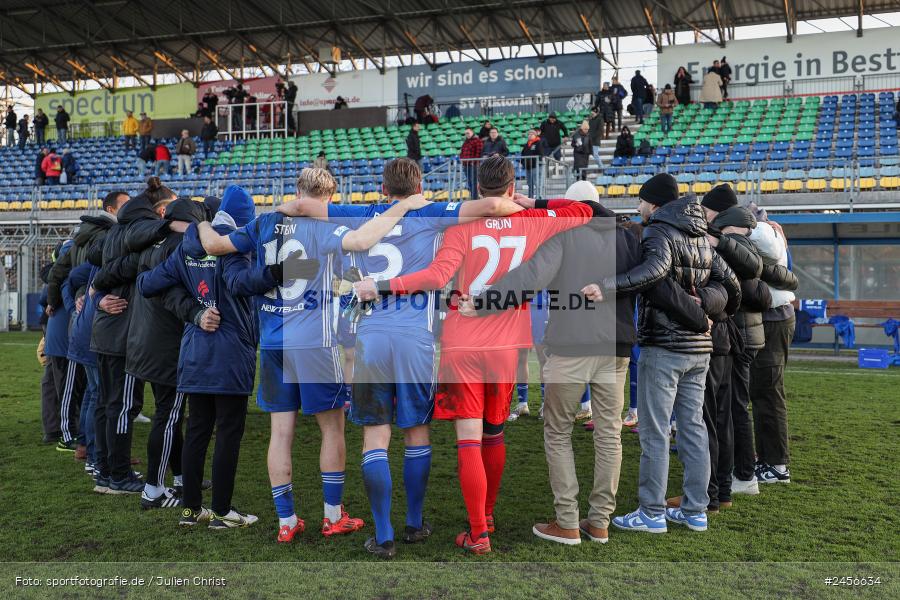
[{"left": 353, "top": 156, "right": 595, "bottom": 554}]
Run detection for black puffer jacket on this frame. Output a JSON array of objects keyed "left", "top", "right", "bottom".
[
  {"left": 47, "top": 213, "right": 115, "bottom": 307},
  {"left": 603, "top": 195, "right": 741, "bottom": 353},
  {"left": 709, "top": 206, "right": 768, "bottom": 351},
  {"left": 90, "top": 195, "right": 166, "bottom": 356},
  {"left": 125, "top": 199, "right": 207, "bottom": 385}
]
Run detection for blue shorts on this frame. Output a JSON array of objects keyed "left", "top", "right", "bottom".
[
  {"left": 349, "top": 329, "right": 436, "bottom": 429},
  {"left": 530, "top": 297, "right": 549, "bottom": 346},
  {"left": 335, "top": 294, "right": 357, "bottom": 348},
  {"left": 258, "top": 348, "right": 347, "bottom": 414}
]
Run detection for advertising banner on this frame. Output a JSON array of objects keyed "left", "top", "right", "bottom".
[
  {"left": 35, "top": 82, "right": 196, "bottom": 122},
  {"left": 197, "top": 76, "right": 280, "bottom": 106},
  {"left": 658, "top": 27, "right": 900, "bottom": 86},
  {"left": 397, "top": 53, "right": 601, "bottom": 111},
  {"left": 292, "top": 69, "right": 398, "bottom": 112}
]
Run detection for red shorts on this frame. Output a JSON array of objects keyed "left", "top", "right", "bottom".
[{"left": 434, "top": 349, "right": 519, "bottom": 425}]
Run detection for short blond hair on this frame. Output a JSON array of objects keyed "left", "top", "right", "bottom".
[{"left": 297, "top": 167, "right": 337, "bottom": 198}]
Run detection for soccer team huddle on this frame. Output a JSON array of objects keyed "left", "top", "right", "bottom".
[{"left": 43, "top": 153, "right": 796, "bottom": 558}]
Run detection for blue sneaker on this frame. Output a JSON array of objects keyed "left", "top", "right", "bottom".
[
  {"left": 665, "top": 508, "right": 708, "bottom": 532},
  {"left": 611, "top": 508, "right": 667, "bottom": 533}
]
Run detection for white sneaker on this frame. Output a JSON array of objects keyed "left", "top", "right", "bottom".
[
  {"left": 732, "top": 477, "right": 760, "bottom": 495},
  {"left": 512, "top": 402, "right": 530, "bottom": 417},
  {"left": 538, "top": 404, "right": 544, "bottom": 420},
  {"left": 135, "top": 413, "right": 151, "bottom": 424},
  {"left": 506, "top": 413, "right": 519, "bottom": 422},
  {"left": 623, "top": 409, "right": 638, "bottom": 428}
]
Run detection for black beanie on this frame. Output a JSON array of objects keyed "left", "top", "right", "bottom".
[
  {"left": 639, "top": 173, "right": 679, "bottom": 206},
  {"left": 701, "top": 184, "right": 738, "bottom": 212}
]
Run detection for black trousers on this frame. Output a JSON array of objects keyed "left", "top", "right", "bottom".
[
  {"left": 53, "top": 357, "right": 86, "bottom": 443},
  {"left": 182, "top": 394, "right": 248, "bottom": 515},
  {"left": 97, "top": 354, "right": 144, "bottom": 480},
  {"left": 751, "top": 316, "right": 795, "bottom": 466},
  {"left": 703, "top": 354, "right": 733, "bottom": 508},
  {"left": 731, "top": 347, "right": 758, "bottom": 481},
  {"left": 41, "top": 363, "right": 61, "bottom": 437},
  {"left": 146, "top": 383, "right": 185, "bottom": 487}
]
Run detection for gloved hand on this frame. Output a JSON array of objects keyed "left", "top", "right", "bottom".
[{"left": 268, "top": 250, "right": 321, "bottom": 285}]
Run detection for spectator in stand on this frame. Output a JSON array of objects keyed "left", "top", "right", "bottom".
[
  {"left": 637, "top": 138, "right": 653, "bottom": 157},
  {"left": 609, "top": 77, "right": 628, "bottom": 130},
  {"left": 596, "top": 82, "right": 618, "bottom": 140},
  {"left": 587, "top": 108, "right": 605, "bottom": 170},
  {"left": 406, "top": 122, "right": 422, "bottom": 168},
  {"left": 571, "top": 120, "right": 591, "bottom": 180},
  {"left": 5, "top": 106, "right": 16, "bottom": 147},
  {"left": 334, "top": 96, "right": 349, "bottom": 110},
  {"left": 700, "top": 65, "right": 724, "bottom": 110},
  {"left": 643, "top": 84, "right": 656, "bottom": 117},
  {"left": 42, "top": 148, "right": 63, "bottom": 184},
  {"left": 674, "top": 66, "right": 694, "bottom": 106},
  {"left": 413, "top": 94, "right": 434, "bottom": 125},
  {"left": 200, "top": 115, "right": 218, "bottom": 155},
  {"left": 313, "top": 151, "right": 331, "bottom": 173},
  {"left": 61, "top": 148, "right": 79, "bottom": 184},
  {"left": 17, "top": 114, "right": 29, "bottom": 150},
  {"left": 521, "top": 129, "right": 545, "bottom": 198},
  {"left": 657, "top": 84, "right": 679, "bottom": 135},
  {"left": 481, "top": 128, "right": 509, "bottom": 157},
  {"left": 138, "top": 112, "right": 153, "bottom": 152},
  {"left": 719, "top": 57, "right": 732, "bottom": 99},
  {"left": 138, "top": 140, "right": 156, "bottom": 177},
  {"left": 630, "top": 70, "right": 649, "bottom": 124},
  {"left": 35, "top": 147, "right": 49, "bottom": 185},
  {"left": 202, "top": 88, "right": 219, "bottom": 118},
  {"left": 539, "top": 112, "right": 568, "bottom": 160},
  {"left": 285, "top": 80, "right": 298, "bottom": 134},
  {"left": 478, "top": 120, "right": 493, "bottom": 139},
  {"left": 122, "top": 111, "right": 138, "bottom": 150},
  {"left": 55, "top": 106, "right": 70, "bottom": 143},
  {"left": 175, "top": 129, "right": 197, "bottom": 175},
  {"left": 33, "top": 108, "right": 49, "bottom": 145},
  {"left": 460, "top": 127, "right": 483, "bottom": 200},
  {"left": 155, "top": 141, "right": 171, "bottom": 175},
  {"left": 614, "top": 126, "right": 635, "bottom": 158}
]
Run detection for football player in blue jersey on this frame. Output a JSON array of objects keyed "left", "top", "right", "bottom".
[
  {"left": 196, "top": 168, "right": 431, "bottom": 543},
  {"left": 275, "top": 158, "right": 522, "bottom": 558}
]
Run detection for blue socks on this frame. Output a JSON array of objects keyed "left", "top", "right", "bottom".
[
  {"left": 272, "top": 483, "right": 294, "bottom": 519},
  {"left": 580, "top": 385, "right": 591, "bottom": 407},
  {"left": 361, "top": 449, "right": 393, "bottom": 544},
  {"left": 516, "top": 383, "right": 529, "bottom": 405},
  {"left": 403, "top": 445, "right": 432, "bottom": 528},
  {"left": 321, "top": 471, "right": 345, "bottom": 506}
]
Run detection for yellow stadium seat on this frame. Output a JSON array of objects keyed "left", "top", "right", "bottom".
[
  {"left": 627, "top": 184, "right": 642, "bottom": 196},
  {"left": 423, "top": 190, "right": 434, "bottom": 199},
  {"left": 8, "top": 201, "right": 22, "bottom": 210},
  {"left": 75, "top": 199, "right": 89, "bottom": 209},
  {"left": 432, "top": 190, "right": 448, "bottom": 200},
  {"left": 782, "top": 180, "right": 803, "bottom": 192},
  {"left": 265, "top": 195, "right": 275, "bottom": 205},
  {"left": 595, "top": 185, "right": 605, "bottom": 196},
  {"left": 61, "top": 200, "right": 76, "bottom": 210},
  {"left": 677, "top": 183, "right": 689, "bottom": 195},
  {"left": 39, "top": 200, "right": 50, "bottom": 210},
  {"left": 805, "top": 179, "right": 826, "bottom": 191},
  {"left": 283, "top": 193, "right": 296, "bottom": 202},
  {"left": 692, "top": 182, "right": 712, "bottom": 194},
  {"left": 252, "top": 194, "right": 265, "bottom": 205},
  {"left": 760, "top": 181, "right": 780, "bottom": 193},
  {"left": 48, "top": 200, "right": 62, "bottom": 210},
  {"left": 363, "top": 192, "right": 380, "bottom": 202},
  {"left": 606, "top": 185, "right": 626, "bottom": 197},
  {"left": 458, "top": 189, "right": 471, "bottom": 200},
  {"left": 880, "top": 176, "right": 900, "bottom": 189},
  {"left": 331, "top": 193, "right": 341, "bottom": 203},
  {"left": 21, "top": 201, "right": 32, "bottom": 210},
  {"left": 736, "top": 181, "right": 751, "bottom": 193},
  {"left": 859, "top": 177, "right": 876, "bottom": 191},
  {"left": 350, "top": 192, "right": 364, "bottom": 203},
  {"left": 829, "top": 178, "right": 848, "bottom": 191},
  {"left": 191, "top": 196, "right": 204, "bottom": 202}
]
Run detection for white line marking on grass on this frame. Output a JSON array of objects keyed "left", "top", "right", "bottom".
[{"left": 787, "top": 368, "right": 900, "bottom": 377}]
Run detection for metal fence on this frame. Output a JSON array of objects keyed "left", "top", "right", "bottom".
[{"left": 218, "top": 100, "right": 289, "bottom": 141}]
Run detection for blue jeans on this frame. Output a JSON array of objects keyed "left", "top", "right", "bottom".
[
  {"left": 35, "top": 128, "right": 45, "bottom": 145},
  {"left": 591, "top": 145, "right": 605, "bottom": 170},
  {"left": 80, "top": 364, "right": 100, "bottom": 464},
  {"left": 633, "top": 98, "right": 644, "bottom": 122},
  {"left": 57, "top": 128, "right": 67, "bottom": 143},
  {"left": 465, "top": 163, "right": 478, "bottom": 199},
  {"left": 637, "top": 346, "right": 710, "bottom": 516},
  {"left": 660, "top": 113, "right": 673, "bottom": 134}
]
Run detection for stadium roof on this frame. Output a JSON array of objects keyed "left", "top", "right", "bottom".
[{"left": 1, "top": 0, "right": 899, "bottom": 94}]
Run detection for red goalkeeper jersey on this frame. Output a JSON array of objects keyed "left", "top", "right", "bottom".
[{"left": 388, "top": 200, "right": 592, "bottom": 351}]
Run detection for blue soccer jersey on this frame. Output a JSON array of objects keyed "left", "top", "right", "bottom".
[
  {"left": 230, "top": 212, "right": 349, "bottom": 350},
  {"left": 328, "top": 201, "right": 463, "bottom": 334}
]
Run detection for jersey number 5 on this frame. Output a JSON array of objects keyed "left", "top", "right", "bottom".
[
  {"left": 469, "top": 235, "right": 527, "bottom": 295},
  {"left": 263, "top": 238, "right": 309, "bottom": 301}
]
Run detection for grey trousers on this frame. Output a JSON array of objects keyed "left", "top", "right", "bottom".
[
  {"left": 637, "top": 346, "right": 711, "bottom": 517},
  {"left": 41, "top": 364, "right": 61, "bottom": 436}
]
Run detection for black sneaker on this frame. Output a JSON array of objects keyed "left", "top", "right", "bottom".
[
  {"left": 209, "top": 507, "right": 258, "bottom": 529},
  {"left": 364, "top": 536, "right": 396, "bottom": 559},
  {"left": 402, "top": 521, "right": 433, "bottom": 544},
  {"left": 93, "top": 474, "right": 110, "bottom": 494},
  {"left": 172, "top": 479, "right": 212, "bottom": 497},
  {"left": 140, "top": 488, "right": 182, "bottom": 510},
  {"left": 179, "top": 507, "right": 212, "bottom": 526},
  {"left": 756, "top": 463, "right": 790, "bottom": 484},
  {"left": 108, "top": 472, "right": 144, "bottom": 495},
  {"left": 56, "top": 439, "right": 77, "bottom": 453}
]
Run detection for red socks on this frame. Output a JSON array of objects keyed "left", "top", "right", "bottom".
[
  {"left": 456, "top": 440, "right": 487, "bottom": 536},
  {"left": 481, "top": 434, "right": 506, "bottom": 517}
]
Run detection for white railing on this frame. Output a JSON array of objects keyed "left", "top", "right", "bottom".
[{"left": 219, "top": 100, "right": 289, "bottom": 141}]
